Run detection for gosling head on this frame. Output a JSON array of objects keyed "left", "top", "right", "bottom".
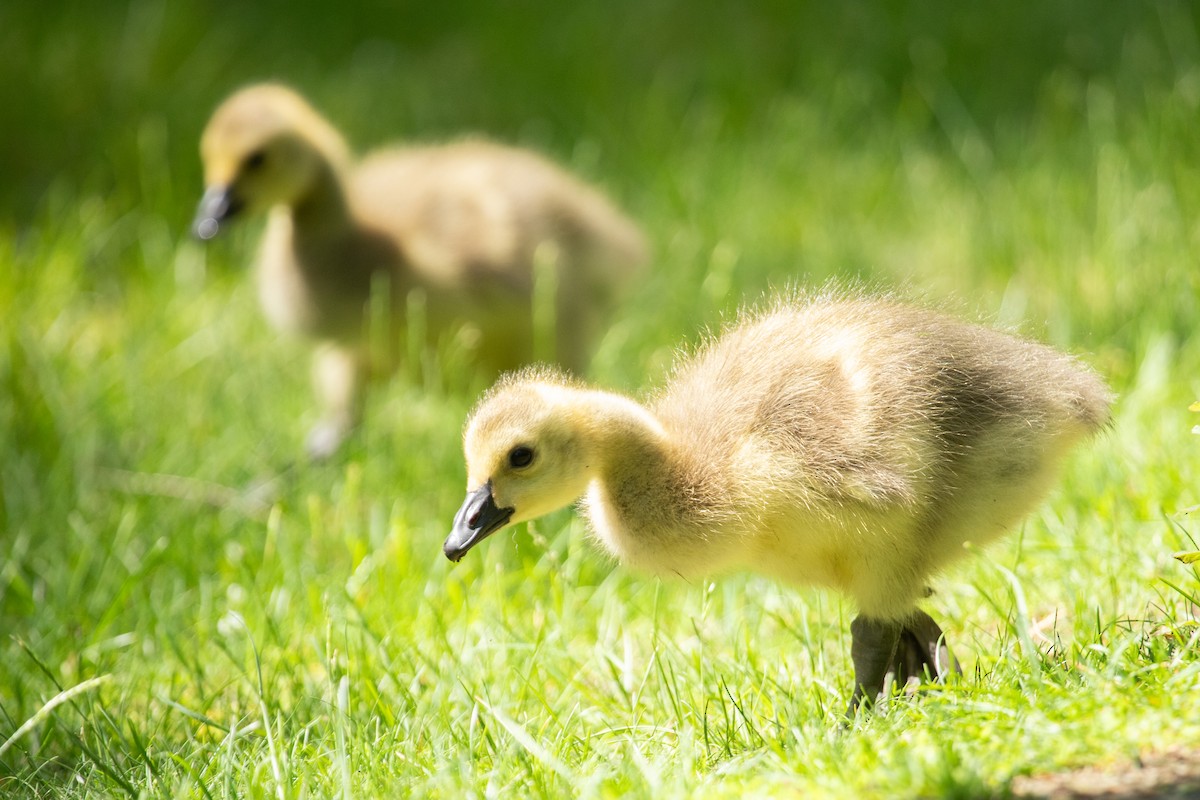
[
  {"left": 193, "top": 83, "right": 349, "bottom": 240},
  {"left": 444, "top": 379, "right": 595, "bottom": 562}
]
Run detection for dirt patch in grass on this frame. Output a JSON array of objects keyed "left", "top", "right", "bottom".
[{"left": 1013, "top": 746, "right": 1200, "bottom": 799}]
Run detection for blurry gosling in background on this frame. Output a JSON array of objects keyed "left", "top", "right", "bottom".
[
  {"left": 444, "top": 293, "right": 1112, "bottom": 717},
  {"left": 192, "top": 83, "right": 647, "bottom": 458}
]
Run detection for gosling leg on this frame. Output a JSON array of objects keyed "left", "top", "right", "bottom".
[
  {"left": 846, "top": 615, "right": 902, "bottom": 717},
  {"left": 306, "top": 343, "right": 364, "bottom": 460},
  {"left": 891, "top": 608, "right": 961, "bottom": 689}
]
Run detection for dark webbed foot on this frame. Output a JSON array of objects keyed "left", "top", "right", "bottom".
[
  {"left": 845, "top": 609, "right": 961, "bottom": 719},
  {"left": 890, "top": 608, "right": 961, "bottom": 690},
  {"left": 846, "top": 615, "right": 902, "bottom": 717}
]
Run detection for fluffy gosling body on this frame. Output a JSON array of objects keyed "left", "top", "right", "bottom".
[
  {"left": 444, "top": 294, "right": 1112, "bottom": 715},
  {"left": 193, "top": 83, "right": 646, "bottom": 457}
]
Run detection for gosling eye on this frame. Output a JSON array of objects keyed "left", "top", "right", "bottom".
[
  {"left": 243, "top": 149, "right": 267, "bottom": 172},
  {"left": 508, "top": 446, "right": 535, "bottom": 469}
]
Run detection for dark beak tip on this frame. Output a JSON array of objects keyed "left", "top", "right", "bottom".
[
  {"left": 443, "top": 481, "right": 515, "bottom": 564},
  {"left": 192, "top": 217, "right": 221, "bottom": 240},
  {"left": 192, "top": 186, "right": 241, "bottom": 241},
  {"left": 442, "top": 542, "right": 464, "bottom": 563}
]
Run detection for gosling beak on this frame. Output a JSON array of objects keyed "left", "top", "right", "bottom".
[
  {"left": 191, "top": 185, "right": 243, "bottom": 240},
  {"left": 443, "top": 480, "right": 514, "bottom": 562}
]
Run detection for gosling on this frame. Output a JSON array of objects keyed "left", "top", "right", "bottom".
[
  {"left": 443, "top": 293, "right": 1112, "bottom": 716},
  {"left": 192, "top": 83, "right": 647, "bottom": 457}
]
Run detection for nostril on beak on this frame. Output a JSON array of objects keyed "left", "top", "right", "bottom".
[{"left": 444, "top": 481, "right": 515, "bottom": 562}]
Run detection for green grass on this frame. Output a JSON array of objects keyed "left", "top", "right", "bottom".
[{"left": 4, "top": 2, "right": 1200, "bottom": 797}]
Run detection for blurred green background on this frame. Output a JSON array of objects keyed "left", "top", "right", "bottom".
[
  {"left": 5, "top": 1, "right": 1200, "bottom": 357},
  {"left": 3, "top": 2, "right": 1200, "bottom": 797}
]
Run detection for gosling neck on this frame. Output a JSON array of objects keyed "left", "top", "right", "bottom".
[
  {"left": 572, "top": 388, "right": 671, "bottom": 470},
  {"left": 289, "top": 159, "right": 353, "bottom": 236},
  {"left": 571, "top": 388, "right": 700, "bottom": 511},
  {"left": 573, "top": 387, "right": 722, "bottom": 573}
]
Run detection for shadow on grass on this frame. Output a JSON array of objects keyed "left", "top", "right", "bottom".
[{"left": 1012, "top": 747, "right": 1200, "bottom": 800}]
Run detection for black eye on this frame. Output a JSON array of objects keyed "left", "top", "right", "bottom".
[
  {"left": 243, "top": 150, "right": 267, "bottom": 172},
  {"left": 508, "top": 446, "right": 534, "bottom": 469}
]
